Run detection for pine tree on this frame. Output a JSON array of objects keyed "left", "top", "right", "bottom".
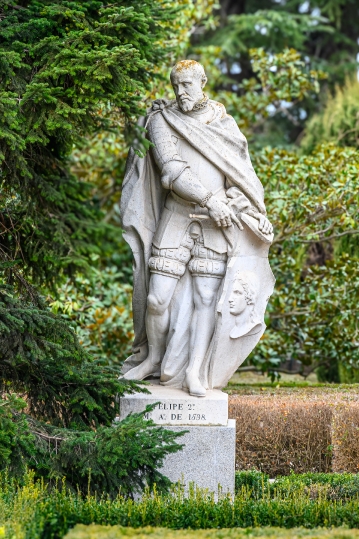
[{"left": 0, "top": 0, "right": 185, "bottom": 495}]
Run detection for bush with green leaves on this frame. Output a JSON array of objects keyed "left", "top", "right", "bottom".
[
  {"left": 4, "top": 471, "right": 359, "bottom": 538},
  {"left": 50, "top": 266, "right": 134, "bottom": 366},
  {"left": 65, "top": 525, "right": 359, "bottom": 539},
  {"left": 250, "top": 144, "right": 359, "bottom": 376}
]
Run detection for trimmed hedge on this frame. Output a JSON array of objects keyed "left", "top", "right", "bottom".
[
  {"left": 4, "top": 471, "right": 359, "bottom": 538},
  {"left": 235, "top": 470, "right": 359, "bottom": 500},
  {"left": 64, "top": 525, "right": 359, "bottom": 538},
  {"left": 229, "top": 389, "right": 359, "bottom": 475}
]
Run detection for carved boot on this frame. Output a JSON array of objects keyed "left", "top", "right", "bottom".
[
  {"left": 185, "top": 368, "right": 206, "bottom": 397},
  {"left": 123, "top": 346, "right": 161, "bottom": 380}
]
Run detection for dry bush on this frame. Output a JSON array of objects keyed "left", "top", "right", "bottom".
[
  {"left": 229, "top": 395, "right": 333, "bottom": 475},
  {"left": 332, "top": 401, "right": 359, "bottom": 473},
  {"left": 229, "top": 390, "right": 359, "bottom": 476}
]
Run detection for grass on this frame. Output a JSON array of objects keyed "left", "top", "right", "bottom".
[{"left": 225, "top": 381, "right": 359, "bottom": 392}]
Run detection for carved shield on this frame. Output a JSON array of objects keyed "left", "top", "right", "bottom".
[{"left": 206, "top": 218, "right": 275, "bottom": 389}]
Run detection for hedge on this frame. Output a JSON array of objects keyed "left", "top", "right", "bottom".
[
  {"left": 229, "top": 389, "right": 359, "bottom": 475},
  {"left": 64, "top": 525, "right": 359, "bottom": 539},
  {"left": 4, "top": 471, "right": 359, "bottom": 538}
]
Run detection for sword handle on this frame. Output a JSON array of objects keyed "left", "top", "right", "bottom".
[{"left": 189, "top": 214, "right": 210, "bottom": 220}]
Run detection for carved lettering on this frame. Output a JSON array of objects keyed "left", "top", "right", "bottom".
[{"left": 189, "top": 414, "right": 206, "bottom": 421}]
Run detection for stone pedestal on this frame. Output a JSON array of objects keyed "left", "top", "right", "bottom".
[
  {"left": 120, "top": 383, "right": 236, "bottom": 496},
  {"left": 159, "top": 419, "right": 236, "bottom": 495}
]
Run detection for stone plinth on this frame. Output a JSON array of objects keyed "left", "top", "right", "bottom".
[
  {"left": 119, "top": 384, "right": 228, "bottom": 426},
  {"left": 159, "top": 419, "right": 236, "bottom": 496},
  {"left": 119, "top": 383, "right": 235, "bottom": 496}
]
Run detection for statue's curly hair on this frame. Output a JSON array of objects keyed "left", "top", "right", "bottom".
[
  {"left": 233, "top": 271, "right": 259, "bottom": 306},
  {"left": 170, "top": 60, "right": 207, "bottom": 87}
]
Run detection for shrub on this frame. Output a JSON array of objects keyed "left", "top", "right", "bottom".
[
  {"left": 235, "top": 471, "right": 359, "bottom": 501},
  {"left": 4, "top": 471, "right": 359, "bottom": 538},
  {"left": 229, "top": 394, "right": 333, "bottom": 475},
  {"left": 229, "top": 391, "right": 359, "bottom": 475},
  {"left": 65, "top": 524, "right": 359, "bottom": 539}
]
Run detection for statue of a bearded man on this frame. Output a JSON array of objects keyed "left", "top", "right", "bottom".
[{"left": 120, "top": 60, "right": 275, "bottom": 396}]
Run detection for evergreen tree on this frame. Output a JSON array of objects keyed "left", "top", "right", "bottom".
[{"left": 0, "top": 0, "right": 186, "bottom": 495}]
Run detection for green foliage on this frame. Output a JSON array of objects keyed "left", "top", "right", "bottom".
[
  {"left": 0, "top": 274, "right": 141, "bottom": 428},
  {"left": 210, "top": 10, "right": 331, "bottom": 59},
  {"left": 50, "top": 266, "right": 134, "bottom": 366},
  {"left": 235, "top": 471, "right": 359, "bottom": 501},
  {"left": 4, "top": 471, "right": 359, "bottom": 537},
  {"left": 194, "top": 1, "right": 358, "bottom": 146},
  {"left": 0, "top": 0, "right": 178, "bottom": 284},
  {"left": 250, "top": 144, "right": 359, "bottom": 375},
  {"left": 66, "top": 525, "right": 359, "bottom": 539},
  {"left": 302, "top": 77, "right": 359, "bottom": 152},
  {"left": 0, "top": 399, "right": 184, "bottom": 497},
  {"left": 210, "top": 47, "right": 324, "bottom": 146}
]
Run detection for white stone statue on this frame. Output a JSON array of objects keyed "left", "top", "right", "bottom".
[{"left": 120, "top": 60, "right": 275, "bottom": 397}]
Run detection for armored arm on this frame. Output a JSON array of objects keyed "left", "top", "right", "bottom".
[
  {"left": 147, "top": 112, "right": 210, "bottom": 204},
  {"left": 147, "top": 111, "right": 240, "bottom": 228}
]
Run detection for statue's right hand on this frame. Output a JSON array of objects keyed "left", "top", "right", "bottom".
[{"left": 206, "top": 197, "right": 243, "bottom": 229}]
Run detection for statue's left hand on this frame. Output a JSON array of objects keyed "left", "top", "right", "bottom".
[
  {"left": 245, "top": 209, "right": 273, "bottom": 235},
  {"left": 151, "top": 99, "right": 169, "bottom": 112}
]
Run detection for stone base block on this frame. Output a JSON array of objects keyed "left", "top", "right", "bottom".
[
  {"left": 119, "top": 383, "right": 228, "bottom": 426},
  {"left": 159, "top": 419, "right": 236, "bottom": 497}
]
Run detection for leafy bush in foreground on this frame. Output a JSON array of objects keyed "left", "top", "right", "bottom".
[
  {"left": 4, "top": 471, "right": 359, "bottom": 538},
  {"left": 65, "top": 524, "right": 359, "bottom": 539}
]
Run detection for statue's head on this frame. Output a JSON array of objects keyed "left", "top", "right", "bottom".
[
  {"left": 229, "top": 271, "right": 259, "bottom": 317},
  {"left": 170, "top": 60, "right": 207, "bottom": 112}
]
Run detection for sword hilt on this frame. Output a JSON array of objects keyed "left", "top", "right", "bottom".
[{"left": 189, "top": 214, "right": 210, "bottom": 219}]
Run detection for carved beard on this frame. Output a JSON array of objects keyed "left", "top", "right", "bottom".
[{"left": 178, "top": 97, "right": 194, "bottom": 112}]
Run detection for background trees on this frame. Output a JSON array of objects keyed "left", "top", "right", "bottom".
[{"left": 200, "top": 0, "right": 359, "bottom": 380}]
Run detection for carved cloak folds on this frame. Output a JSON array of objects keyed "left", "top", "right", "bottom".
[{"left": 120, "top": 102, "right": 274, "bottom": 388}]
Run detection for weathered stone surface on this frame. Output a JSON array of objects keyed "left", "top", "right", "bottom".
[
  {"left": 159, "top": 419, "right": 236, "bottom": 497},
  {"left": 119, "top": 383, "right": 228, "bottom": 426},
  {"left": 119, "top": 59, "right": 275, "bottom": 397}
]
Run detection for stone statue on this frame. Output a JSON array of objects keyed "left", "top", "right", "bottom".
[{"left": 120, "top": 60, "right": 275, "bottom": 397}]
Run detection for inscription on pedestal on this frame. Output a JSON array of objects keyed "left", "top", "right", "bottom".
[{"left": 119, "top": 384, "right": 228, "bottom": 426}]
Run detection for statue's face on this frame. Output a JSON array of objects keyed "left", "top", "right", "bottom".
[
  {"left": 171, "top": 69, "right": 204, "bottom": 112},
  {"left": 229, "top": 282, "right": 248, "bottom": 316}
]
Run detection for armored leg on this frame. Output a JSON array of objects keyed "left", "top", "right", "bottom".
[
  {"left": 185, "top": 239, "right": 227, "bottom": 396},
  {"left": 124, "top": 238, "right": 193, "bottom": 381}
]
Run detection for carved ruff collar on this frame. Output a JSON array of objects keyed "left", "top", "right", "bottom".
[{"left": 192, "top": 93, "right": 209, "bottom": 112}]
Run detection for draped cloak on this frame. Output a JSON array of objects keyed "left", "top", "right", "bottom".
[{"left": 120, "top": 102, "right": 267, "bottom": 388}]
